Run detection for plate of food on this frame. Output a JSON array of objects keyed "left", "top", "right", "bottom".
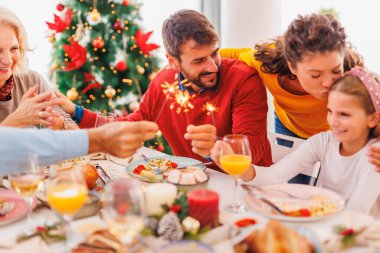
[
  {"left": 244, "top": 184, "right": 345, "bottom": 222},
  {"left": 125, "top": 156, "right": 207, "bottom": 183},
  {"left": 233, "top": 220, "right": 326, "bottom": 253},
  {"left": 0, "top": 188, "right": 37, "bottom": 226}
]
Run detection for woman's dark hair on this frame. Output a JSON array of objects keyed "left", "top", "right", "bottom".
[{"left": 254, "top": 14, "right": 362, "bottom": 78}]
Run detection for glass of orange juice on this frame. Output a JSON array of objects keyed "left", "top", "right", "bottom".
[
  {"left": 219, "top": 134, "right": 252, "bottom": 213},
  {"left": 45, "top": 167, "right": 88, "bottom": 251}
]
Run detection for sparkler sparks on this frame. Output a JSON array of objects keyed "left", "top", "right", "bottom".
[{"left": 203, "top": 102, "right": 218, "bottom": 125}]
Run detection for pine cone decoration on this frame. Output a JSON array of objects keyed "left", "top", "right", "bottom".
[
  {"left": 145, "top": 216, "right": 159, "bottom": 232},
  {"left": 157, "top": 212, "right": 184, "bottom": 241}
]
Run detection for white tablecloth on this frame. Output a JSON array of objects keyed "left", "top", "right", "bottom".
[{"left": 0, "top": 147, "right": 374, "bottom": 253}]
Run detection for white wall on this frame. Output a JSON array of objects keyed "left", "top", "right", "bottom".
[
  {"left": 220, "top": 0, "right": 282, "bottom": 48},
  {"left": 139, "top": 0, "right": 201, "bottom": 63},
  {"left": 220, "top": 0, "right": 282, "bottom": 131},
  {"left": 0, "top": 0, "right": 60, "bottom": 81}
]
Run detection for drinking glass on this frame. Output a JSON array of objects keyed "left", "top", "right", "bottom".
[
  {"left": 9, "top": 154, "right": 43, "bottom": 234},
  {"left": 219, "top": 134, "right": 252, "bottom": 213},
  {"left": 45, "top": 167, "right": 88, "bottom": 251},
  {"left": 95, "top": 112, "right": 116, "bottom": 128},
  {"left": 101, "top": 178, "right": 145, "bottom": 245}
]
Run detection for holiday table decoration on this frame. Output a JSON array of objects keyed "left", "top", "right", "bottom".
[
  {"left": 145, "top": 183, "right": 177, "bottom": 215},
  {"left": 187, "top": 189, "right": 219, "bottom": 228}
]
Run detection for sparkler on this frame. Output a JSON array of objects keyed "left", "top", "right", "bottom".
[
  {"left": 155, "top": 73, "right": 196, "bottom": 125},
  {"left": 203, "top": 102, "right": 218, "bottom": 126}
]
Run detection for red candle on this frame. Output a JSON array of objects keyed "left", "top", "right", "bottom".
[{"left": 187, "top": 189, "right": 219, "bottom": 228}]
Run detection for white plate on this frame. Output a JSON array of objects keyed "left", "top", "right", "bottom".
[
  {"left": 125, "top": 156, "right": 205, "bottom": 182},
  {"left": 245, "top": 184, "right": 345, "bottom": 222}
]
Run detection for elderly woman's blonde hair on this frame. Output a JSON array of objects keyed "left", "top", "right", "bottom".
[{"left": 0, "top": 7, "right": 30, "bottom": 71}]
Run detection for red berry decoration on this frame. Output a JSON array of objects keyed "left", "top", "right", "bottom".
[
  {"left": 92, "top": 37, "right": 105, "bottom": 49},
  {"left": 122, "top": 0, "right": 129, "bottom": 6},
  {"left": 169, "top": 204, "right": 182, "bottom": 213},
  {"left": 115, "top": 61, "right": 127, "bottom": 71},
  {"left": 56, "top": 3, "right": 64, "bottom": 11},
  {"left": 113, "top": 20, "right": 124, "bottom": 30},
  {"left": 157, "top": 144, "right": 164, "bottom": 152}
]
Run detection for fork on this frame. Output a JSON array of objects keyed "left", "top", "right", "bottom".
[
  {"left": 240, "top": 183, "right": 312, "bottom": 200},
  {"left": 241, "top": 184, "right": 285, "bottom": 215},
  {"left": 140, "top": 154, "right": 152, "bottom": 163}
]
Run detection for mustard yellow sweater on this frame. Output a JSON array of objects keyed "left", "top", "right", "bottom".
[{"left": 220, "top": 48, "right": 329, "bottom": 138}]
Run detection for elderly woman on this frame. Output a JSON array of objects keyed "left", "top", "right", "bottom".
[{"left": 0, "top": 7, "right": 76, "bottom": 129}]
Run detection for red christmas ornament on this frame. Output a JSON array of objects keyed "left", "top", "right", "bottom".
[
  {"left": 92, "top": 37, "right": 104, "bottom": 48},
  {"left": 122, "top": 0, "right": 129, "bottom": 6},
  {"left": 115, "top": 61, "right": 127, "bottom": 71},
  {"left": 113, "top": 20, "right": 124, "bottom": 30},
  {"left": 56, "top": 3, "right": 64, "bottom": 11},
  {"left": 157, "top": 144, "right": 164, "bottom": 152},
  {"left": 135, "top": 29, "right": 160, "bottom": 56}
]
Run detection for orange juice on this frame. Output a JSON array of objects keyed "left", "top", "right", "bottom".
[
  {"left": 47, "top": 184, "right": 87, "bottom": 215},
  {"left": 220, "top": 154, "right": 251, "bottom": 176}
]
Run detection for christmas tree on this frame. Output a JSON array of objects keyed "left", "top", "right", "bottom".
[{"left": 46, "top": 0, "right": 169, "bottom": 152}]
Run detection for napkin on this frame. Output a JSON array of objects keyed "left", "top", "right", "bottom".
[
  {"left": 324, "top": 211, "right": 380, "bottom": 252},
  {"left": 0, "top": 237, "right": 51, "bottom": 253}
]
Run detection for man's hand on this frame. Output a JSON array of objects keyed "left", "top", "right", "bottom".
[
  {"left": 54, "top": 89, "right": 76, "bottom": 116},
  {"left": 1, "top": 85, "right": 61, "bottom": 127},
  {"left": 88, "top": 121, "right": 158, "bottom": 158},
  {"left": 184, "top": 124, "right": 216, "bottom": 157}
]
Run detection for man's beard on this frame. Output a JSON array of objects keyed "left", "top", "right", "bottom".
[{"left": 182, "top": 68, "right": 220, "bottom": 91}]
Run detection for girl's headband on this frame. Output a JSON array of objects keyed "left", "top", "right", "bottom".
[{"left": 344, "top": 67, "right": 380, "bottom": 112}]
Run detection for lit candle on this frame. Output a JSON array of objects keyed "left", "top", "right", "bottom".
[
  {"left": 188, "top": 189, "right": 219, "bottom": 228},
  {"left": 145, "top": 183, "right": 177, "bottom": 215}
]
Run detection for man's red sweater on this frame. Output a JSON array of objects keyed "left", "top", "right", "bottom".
[{"left": 79, "top": 59, "right": 272, "bottom": 166}]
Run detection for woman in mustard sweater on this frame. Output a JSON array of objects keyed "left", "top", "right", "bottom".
[
  {"left": 220, "top": 13, "right": 376, "bottom": 182},
  {"left": 220, "top": 13, "right": 363, "bottom": 140}
]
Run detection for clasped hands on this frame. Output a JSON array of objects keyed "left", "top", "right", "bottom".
[{"left": 1, "top": 84, "right": 63, "bottom": 129}]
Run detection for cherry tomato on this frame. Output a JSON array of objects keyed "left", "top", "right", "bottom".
[
  {"left": 299, "top": 208, "right": 311, "bottom": 217},
  {"left": 234, "top": 218, "right": 257, "bottom": 227},
  {"left": 133, "top": 164, "right": 146, "bottom": 174}
]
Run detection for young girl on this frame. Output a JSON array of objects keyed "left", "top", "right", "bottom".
[{"left": 212, "top": 67, "right": 380, "bottom": 217}]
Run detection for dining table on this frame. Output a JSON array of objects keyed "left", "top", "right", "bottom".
[{"left": 0, "top": 147, "right": 375, "bottom": 253}]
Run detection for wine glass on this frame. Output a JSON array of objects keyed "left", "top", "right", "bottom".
[
  {"left": 95, "top": 112, "right": 116, "bottom": 128},
  {"left": 45, "top": 167, "right": 88, "bottom": 251},
  {"left": 9, "top": 154, "right": 43, "bottom": 234},
  {"left": 219, "top": 134, "right": 252, "bottom": 213},
  {"left": 101, "top": 178, "right": 145, "bottom": 245}
]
